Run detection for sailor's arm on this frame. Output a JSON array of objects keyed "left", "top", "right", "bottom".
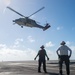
[
  {"left": 68, "top": 48, "right": 72, "bottom": 58},
  {"left": 34, "top": 52, "right": 39, "bottom": 60},
  {"left": 56, "top": 48, "right": 61, "bottom": 58},
  {"left": 56, "top": 48, "right": 60, "bottom": 56},
  {"left": 45, "top": 51, "right": 49, "bottom": 60}
]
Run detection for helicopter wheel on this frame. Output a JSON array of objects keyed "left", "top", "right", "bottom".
[{"left": 21, "top": 26, "right": 23, "bottom": 28}]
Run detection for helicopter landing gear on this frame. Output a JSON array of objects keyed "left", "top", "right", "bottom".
[{"left": 21, "top": 26, "right": 23, "bottom": 28}]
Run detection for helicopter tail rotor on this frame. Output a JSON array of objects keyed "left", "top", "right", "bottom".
[{"left": 43, "top": 23, "right": 51, "bottom": 31}]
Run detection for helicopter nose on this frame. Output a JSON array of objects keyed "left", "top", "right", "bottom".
[
  {"left": 13, "top": 20, "right": 15, "bottom": 22},
  {"left": 13, "top": 19, "right": 19, "bottom": 22}
]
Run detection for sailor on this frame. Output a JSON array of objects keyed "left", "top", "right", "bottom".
[
  {"left": 34, "top": 45, "right": 49, "bottom": 73},
  {"left": 56, "top": 41, "right": 72, "bottom": 75}
]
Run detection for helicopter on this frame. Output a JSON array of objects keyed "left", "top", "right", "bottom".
[{"left": 7, "top": 6, "right": 51, "bottom": 31}]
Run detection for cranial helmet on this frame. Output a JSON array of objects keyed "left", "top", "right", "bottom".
[
  {"left": 60, "top": 41, "right": 66, "bottom": 45},
  {"left": 40, "top": 45, "right": 44, "bottom": 48}
]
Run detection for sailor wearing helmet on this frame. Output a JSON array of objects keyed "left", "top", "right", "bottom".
[
  {"left": 56, "top": 41, "right": 72, "bottom": 75},
  {"left": 34, "top": 45, "right": 49, "bottom": 73}
]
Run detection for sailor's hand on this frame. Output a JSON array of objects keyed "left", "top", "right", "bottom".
[
  {"left": 58, "top": 55, "right": 60, "bottom": 58},
  {"left": 47, "top": 57, "right": 49, "bottom": 60},
  {"left": 68, "top": 55, "right": 71, "bottom": 58},
  {"left": 34, "top": 58, "right": 36, "bottom": 60}
]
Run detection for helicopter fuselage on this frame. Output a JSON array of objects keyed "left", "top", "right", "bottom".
[{"left": 13, "top": 17, "right": 38, "bottom": 27}]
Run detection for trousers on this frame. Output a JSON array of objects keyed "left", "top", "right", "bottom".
[
  {"left": 59, "top": 55, "right": 70, "bottom": 75},
  {"left": 38, "top": 60, "right": 47, "bottom": 72}
]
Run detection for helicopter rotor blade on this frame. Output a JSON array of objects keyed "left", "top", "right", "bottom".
[
  {"left": 28, "top": 7, "right": 45, "bottom": 17},
  {"left": 7, "top": 6, "right": 25, "bottom": 18}
]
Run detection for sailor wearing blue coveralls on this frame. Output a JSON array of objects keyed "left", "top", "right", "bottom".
[{"left": 34, "top": 45, "right": 49, "bottom": 73}]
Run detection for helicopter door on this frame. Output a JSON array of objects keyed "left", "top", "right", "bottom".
[{"left": 31, "top": 20, "right": 37, "bottom": 26}]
